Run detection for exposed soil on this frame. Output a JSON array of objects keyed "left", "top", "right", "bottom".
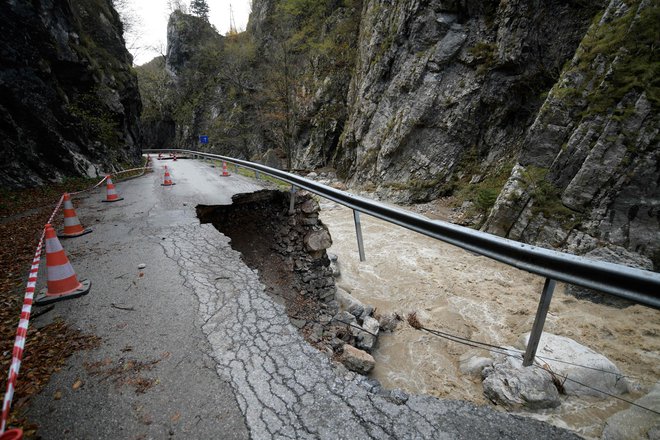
[{"left": 196, "top": 190, "right": 330, "bottom": 335}]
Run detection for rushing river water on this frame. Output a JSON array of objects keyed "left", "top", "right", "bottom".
[{"left": 319, "top": 200, "right": 660, "bottom": 439}]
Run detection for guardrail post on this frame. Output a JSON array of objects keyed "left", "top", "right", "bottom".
[
  {"left": 353, "top": 210, "right": 366, "bottom": 262},
  {"left": 522, "top": 278, "right": 556, "bottom": 367},
  {"left": 255, "top": 170, "right": 260, "bottom": 180},
  {"left": 289, "top": 186, "right": 297, "bottom": 214}
]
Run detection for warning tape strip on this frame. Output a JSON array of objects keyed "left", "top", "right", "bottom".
[
  {"left": 0, "top": 193, "right": 63, "bottom": 433},
  {"left": 69, "top": 175, "right": 108, "bottom": 196},
  {"left": 0, "top": 160, "right": 149, "bottom": 433}
]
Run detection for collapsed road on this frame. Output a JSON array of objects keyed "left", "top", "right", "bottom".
[{"left": 23, "top": 158, "right": 579, "bottom": 439}]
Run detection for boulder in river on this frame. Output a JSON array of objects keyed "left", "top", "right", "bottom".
[
  {"left": 482, "top": 350, "right": 561, "bottom": 410},
  {"left": 339, "top": 344, "right": 375, "bottom": 374},
  {"left": 601, "top": 383, "right": 660, "bottom": 440},
  {"left": 517, "top": 332, "right": 631, "bottom": 397}
]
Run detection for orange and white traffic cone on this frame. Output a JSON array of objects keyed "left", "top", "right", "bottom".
[
  {"left": 221, "top": 161, "right": 231, "bottom": 177},
  {"left": 102, "top": 175, "right": 123, "bottom": 202},
  {"left": 173, "top": 153, "right": 177, "bottom": 161},
  {"left": 158, "top": 153, "right": 163, "bottom": 160},
  {"left": 161, "top": 166, "right": 175, "bottom": 186},
  {"left": 34, "top": 224, "right": 91, "bottom": 306},
  {"left": 59, "top": 193, "right": 92, "bottom": 238}
]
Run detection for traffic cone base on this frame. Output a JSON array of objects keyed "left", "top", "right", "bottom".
[
  {"left": 161, "top": 182, "right": 176, "bottom": 186},
  {"left": 0, "top": 428, "right": 24, "bottom": 440},
  {"left": 35, "top": 279, "right": 91, "bottom": 306},
  {"left": 58, "top": 227, "right": 93, "bottom": 238},
  {"left": 102, "top": 197, "right": 124, "bottom": 202}
]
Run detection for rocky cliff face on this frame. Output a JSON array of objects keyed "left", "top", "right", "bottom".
[
  {"left": 137, "top": 11, "right": 225, "bottom": 151},
  {"left": 165, "top": 10, "right": 223, "bottom": 77},
  {"left": 143, "top": 0, "right": 657, "bottom": 269},
  {"left": 336, "top": 0, "right": 601, "bottom": 203},
  {"left": 0, "top": 0, "right": 142, "bottom": 188},
  {"left": 483, "top": 0, "right": 659, "bottom": 270}
]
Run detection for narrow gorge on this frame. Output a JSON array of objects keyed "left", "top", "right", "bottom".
[{"left": 136, "top": 0, "right": 659, "bottom": 277}]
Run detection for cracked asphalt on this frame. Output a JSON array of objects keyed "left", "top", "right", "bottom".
[{"left": 24, "top": 159, "right": 580, "bottom": 439}]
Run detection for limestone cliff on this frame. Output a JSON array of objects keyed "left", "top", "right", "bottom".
[
  {"left": 141, "top": 0, "right": 658, "bottom": 269},
  {"left": 138, "top": 11, "right": 224, "bottom": 151},
  {"left": 483, "top": 0, "right": 659, "bottom": 269},
  {"left": 336, "top": 0, "right": 601, "bottom": 202},
  {"left": 0, "top": 0, "right": 142, "bottom": 188}
]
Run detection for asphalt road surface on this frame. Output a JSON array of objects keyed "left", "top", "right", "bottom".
[{"left": 25, "top": 158, "right": 580, "bottom": 439}]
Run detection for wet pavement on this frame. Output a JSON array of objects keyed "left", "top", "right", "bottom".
[{"left": 25, "top": 158, "right": 581, "bottom": 439}]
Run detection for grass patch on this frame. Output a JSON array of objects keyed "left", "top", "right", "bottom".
[
  {"left": 521, "top": 166, "right": 583, "bottom": 227},
  {"left": 468, "top": 41, "right": 497, "bottom": 75},
  {"left": 553, "top": 2, "right": 659, "bottom": 118},
  {"left": 453, "top": 161, "right": 515, "bottom": 218},
  {"left": 233, "top": 165, "right": 291, "bottom": 190}
]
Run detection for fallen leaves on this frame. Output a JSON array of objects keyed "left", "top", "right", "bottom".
[
  {"left": 72, "top": 379, "right": 83, "bottom": 390},
  {"left": 0, "top": 180, "right": 102, "bottom": 432},
  {"left": 84, "top": 353, "right": 168, "bottom": 394}
]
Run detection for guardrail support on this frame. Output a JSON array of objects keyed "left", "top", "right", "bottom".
[
  {"left": 255, "top": 170, "right": 260, "bottom": 180},
  {"left": 523, "top": 278, "right": 556, "bottom": 367},
  {"left": 289, "top": 186, "right": 297, "bottom": 215},
  {"left": 353, "top": 210, "right": 366, "bottom": 262}
]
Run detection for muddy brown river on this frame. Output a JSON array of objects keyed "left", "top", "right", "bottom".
[{"left": 319, "top": 201, "right": 659, "bottom": 439}]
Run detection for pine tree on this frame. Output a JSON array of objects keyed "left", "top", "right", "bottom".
[{"left": 189, "top": 0, "right": 209, "bottom": 20}]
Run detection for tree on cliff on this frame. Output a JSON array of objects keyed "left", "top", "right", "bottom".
[{"left": 190, "top": 0, "right": 210, "bottom": 20}]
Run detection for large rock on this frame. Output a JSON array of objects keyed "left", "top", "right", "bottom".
[
  {"left": 335, "top": 287, "right": 364, "bottom": 315},
  {"left": 517, "top": 332, "right": 630, "bottom": 397},
  {"left": 459, "top": 351, "right": 494, "bottom": 377},
  {"left": 339, "top": 344, "right": 375, "bottom": 374},
  {"left": 482, "top": 351, "right": 561, "bottom": 410},
  {"left": 601, "top": 383, "right": 660, "bottom": 440},
  {"left": 300, "top": 199, "right": 320, "bottom": 215},
  {"left": 304, "top": 229, "right": 333, "bottom": 253},
  {"left": 355, "top": 316, "right": 380, "bottom": 352}
]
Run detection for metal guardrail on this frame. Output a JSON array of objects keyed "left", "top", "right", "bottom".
[{"left": 145, "top": 149, "right": 660, "bottom": 365}]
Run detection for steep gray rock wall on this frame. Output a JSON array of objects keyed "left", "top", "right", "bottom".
[
  {"left": 336, "top": 0, "right": 601, "bottom": 202},
  {"left": 290, "top": 6, "right": 361, "bottom": 169},
  {"left": 165, "top": 10, "right": 223, "bottom": 77},
  {"left": 483, "top": 0, "right": 659, "bottom": 270},
  {"left": 0, "top": 0, "right": 142, "bottom": 188},
  {"left": 247, "top": 0, "right": 276, "bottom": 39}
]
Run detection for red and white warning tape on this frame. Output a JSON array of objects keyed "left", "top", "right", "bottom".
[
  {"left": 69, "top": 175, "right": 108, "bottom": 196},
  {"left": 1, "top": 163, "right": 147, "bottom": 433},
  {"left": 0, "top": 193, "right": 61, "bottom": 433}
]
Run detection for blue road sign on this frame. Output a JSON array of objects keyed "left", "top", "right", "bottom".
[{"left": 199, "top": 135, "right": 209, "bottom": 144}]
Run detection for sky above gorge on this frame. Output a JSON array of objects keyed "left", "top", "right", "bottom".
[{"left": 125, "top": 0, "right": 252, "bottom": 65}]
